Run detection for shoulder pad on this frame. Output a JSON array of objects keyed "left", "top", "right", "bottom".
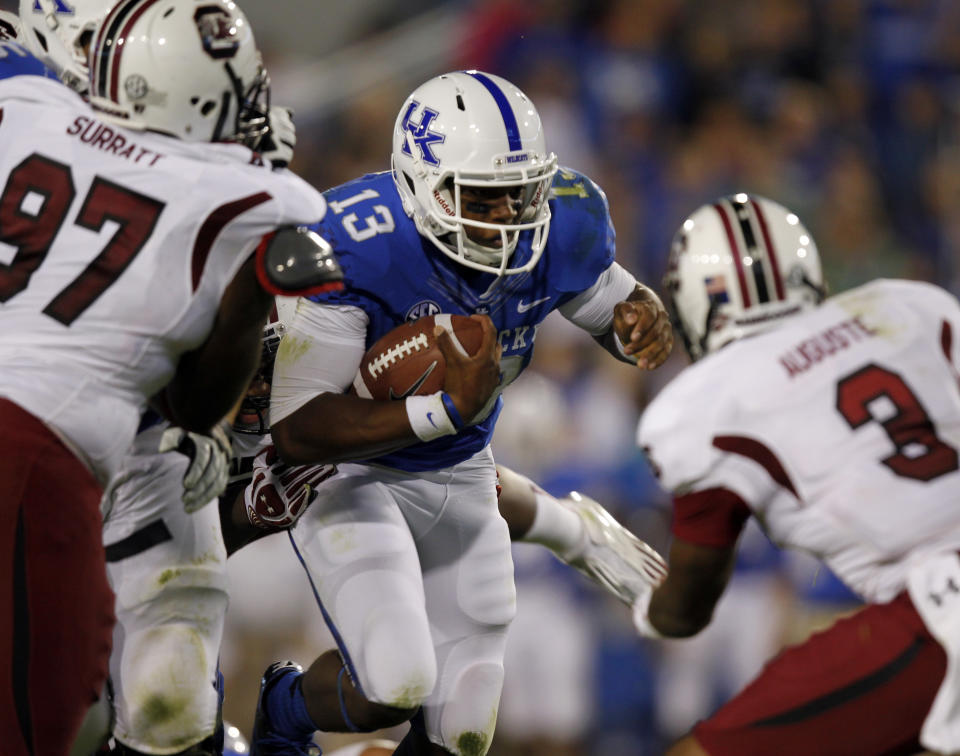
[{"left": 255, "top": 226, "right": 344, "bottom": 297}]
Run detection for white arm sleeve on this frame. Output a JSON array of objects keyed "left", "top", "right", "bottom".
[
  {"left": 269, "top": 300, "right": 369, "bottom": 426},
  {"left": 557, "top": 262, "right": 638, "bottom": 335}
]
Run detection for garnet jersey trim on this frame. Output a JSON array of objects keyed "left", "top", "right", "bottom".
[
  {"left": 191, "top": 191, "right": 272, "bottom": 290},
  {"left": 713, "top": 434, "right": 799, "bottom": 498},
  {"left": 672, "top": 487, "right": 751, "bottom": 548}
]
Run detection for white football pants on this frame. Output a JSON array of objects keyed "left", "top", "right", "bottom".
[
  {"left": 101, "top": 425, "right": 227, "bottom": 755},
  {"left": 289, "top": 446, "right": 516, "bottom": 756}
]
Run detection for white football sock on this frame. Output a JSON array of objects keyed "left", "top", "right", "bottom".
[{"left": 523, "top": 490, "right": 586, "bottom": 560}]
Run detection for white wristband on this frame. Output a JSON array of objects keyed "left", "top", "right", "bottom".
[
  {"left": 631, "top": 583, "right": 664, "bottom": 639},
  {"left": 614, "top": 331, "right": 639, "bottom": 364},
  {"left": 406, "top": 392, "right": 457, "bottom": 442}
]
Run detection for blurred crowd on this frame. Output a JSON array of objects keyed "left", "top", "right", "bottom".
[{"left": 5, "top": 0, "right": 955, "bottom": 752}]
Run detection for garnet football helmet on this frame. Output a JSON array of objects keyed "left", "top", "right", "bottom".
[
  {"left": 391, "top": 70, "right": 558, "bottom": 276},
  {"left": 664, "top": 194, "right": 825, "bottom": 360},
  {"left": 18, "top": 0, "right": 112, "bottom": 92},
  {"left": 87, "top": 0, "right": 269, "bottom": 146}
]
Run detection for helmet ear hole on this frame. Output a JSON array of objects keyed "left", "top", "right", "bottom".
[
  {"left": 32, "top": 28, "right": 48, "bottom": 52},
  {"left": 200, "top": 100, "right": 218, "bottom": 116}
]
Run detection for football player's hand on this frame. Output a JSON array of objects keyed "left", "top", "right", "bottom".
[
  {"left": 436, "top": 314, "right": 501, "bottom": 424},
  {"left": 613, "top": 286, "right": 673, "bottom": 369},
  {"left": 158, "top": 424, "right": 232, "bottom": 513},
  {"left": 244, "top": 445, "right": 335, "bottom": 530},
  {"left": 259, "top": 106, "right": 296, "bottom": 169}
]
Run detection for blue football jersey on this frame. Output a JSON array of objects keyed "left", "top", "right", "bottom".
[
  {"left": 0, "top": 40, "right": 55, "bottom": 80},
  {"left": 308, "top": 167, "right": 616, "bottom": 472}
]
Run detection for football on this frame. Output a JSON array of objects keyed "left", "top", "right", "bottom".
[{"left": 352, "top": 314, "right": 484, "bottom": 401}]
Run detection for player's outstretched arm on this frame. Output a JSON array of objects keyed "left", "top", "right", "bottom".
[
  {"left": 601, "top": 283, "right": 674, "bottom": 370},
  {"left": 638, "top": 536, "right": 737, "bottom": 638},
  {"left": 497, "top": 465, "right": 668, "bottom": 606}
]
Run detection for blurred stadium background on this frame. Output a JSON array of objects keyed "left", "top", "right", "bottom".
[{"left": 6, "top": 0, "right": 959, "bottom": 753}]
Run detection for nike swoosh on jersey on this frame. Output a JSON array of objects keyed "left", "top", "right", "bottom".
[
  {"left": 517, "top": 296, "right": 551, "bottom": 313},
  {"left": 389, "top": 360, "right": 439, "bottom": 400}
]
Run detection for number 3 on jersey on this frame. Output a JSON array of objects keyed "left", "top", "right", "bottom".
[
  {"left": 836, "top": 362, "right": 959, "bottom": 482},
  {"left": 328, "top": 188, "right": 395, "bottom": 242},
  {"left": 0, "top": 153, "right": 164, "bottom": 325}
]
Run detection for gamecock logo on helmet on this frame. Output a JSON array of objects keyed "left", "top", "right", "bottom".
[{"left": 194, "top": 6, "right": 239, "bottom": 59}]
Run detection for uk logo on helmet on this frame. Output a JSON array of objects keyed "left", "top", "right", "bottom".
[
  {"left": 194, "top": 6, "right": 239, "bottom": 60},
  {"left": 400, "top": 101, "right": 446, "bottom": 166}
]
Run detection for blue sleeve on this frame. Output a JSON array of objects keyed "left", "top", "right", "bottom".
[
  {"left": 547, "top": 168, "right": 617, "bottom": 302},
  {"left": 0, "top": 42, "right": 55, "bottom": 80}
]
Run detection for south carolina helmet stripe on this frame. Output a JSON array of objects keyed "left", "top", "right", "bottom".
[
  {"left": 749, "top": 197, "right": 786, "bottom": 300},
  {"left": 729, "top": 197, "right": 773, "bottom": 305},
  {"left": 464, "top": 71, "right": 523, "bottom": 152},
  {"left": 92, "top": 0, "right": 135, "bottom": 97},
  {"left": 713, "top": 202, "right": 751, "bottom": 308},
  {"left": 92, "top": 0, "right": 162, "bottom": 102}
]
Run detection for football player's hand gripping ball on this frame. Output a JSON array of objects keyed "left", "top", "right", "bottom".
[{"left": 436, "top": 314, "right": 502, "bottom": 424}]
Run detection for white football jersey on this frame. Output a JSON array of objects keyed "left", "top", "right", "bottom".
[
  {"left": 640, "top": 279, "right": 960, "bottom": 603},
  {"left": 0, "top": 77, "right": 326, "bottom": 483}
]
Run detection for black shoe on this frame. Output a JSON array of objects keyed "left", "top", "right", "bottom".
[{"left": 250, "top": 661, "right": 321, "bottom": 756}]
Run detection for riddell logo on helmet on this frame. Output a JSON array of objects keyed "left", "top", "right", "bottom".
[
  {"left": 195, "top": 6, "right": 240, "bottom": 60},
  {"left": 433, "top": 190, "right": 455, "bottom": 217}
]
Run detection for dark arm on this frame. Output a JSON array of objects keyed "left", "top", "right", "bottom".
[
  {"left": 271, "top": 393, "right": 420, "bottom": 465},
  {"left": 163, "top": 255, "right": 274, "bottom": 433},
  {"left": 594, "top": 282, "right": 673, "bottom": 369},
  {"left": 273, "top": 316, "right": 502, "bottom": 466},
  {"left": 648, "top": 537, "right": 738, "bottom": 638}
]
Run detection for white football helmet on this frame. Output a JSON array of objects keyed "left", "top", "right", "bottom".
[
  {"left": 664, "top": 193, "right": 826, "bottom": 360},
  {"left": 87, "top": 0, "right": 269, "bottom": 146},
  {"left": 391, "top": 70, "right": 558, "bottom": 276},
  {"left": 18, "top": 0, "right": 113, "bottom": 92}
]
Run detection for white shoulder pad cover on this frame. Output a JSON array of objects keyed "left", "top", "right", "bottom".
[
  {"left": 269, "top": 299, "right": 369, "bottom": 426},
  {"left": 638, "top": 359, "right": 730, "bottom": 495}
]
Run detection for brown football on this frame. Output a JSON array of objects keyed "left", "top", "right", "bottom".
[{"left": 352, "top": 314, "right": 485, "bottom": 401}]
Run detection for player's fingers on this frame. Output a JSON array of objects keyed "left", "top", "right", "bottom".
[
  {"left": 434, "top": 324, "right": 459, "bottom": 364},
  {"left": 628, "top": 301, "right": 662, "bottom": 342},
  {"left": 470, "top": 314, "right": 499, "bottom": 359},
  {"left": 633, "top": 323, "right": 674, "bottom": 369}
]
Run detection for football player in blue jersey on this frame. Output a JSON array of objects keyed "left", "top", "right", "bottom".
[{"left": 252, "top": 71, "right": 673, "bottom": 756}]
